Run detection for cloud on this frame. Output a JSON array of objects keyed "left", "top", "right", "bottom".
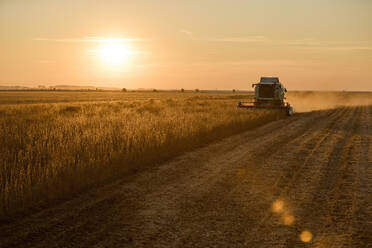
[
  {"left": 187, "top": 59, "right": 322, "bottom": 68},
  {"left": 180, "top": 31, "right": 266, "bottom": 43},
  {"left": 283, "top": 39, "right": 372, "bottom": 50},
  {"left": 178, "top": 29, "right": 265, "bottom": 43},
  {"left": 206, "top": 36, "right": 266, "bottom": 43},
  {"left": 325, "top": 46, "right": 372, "bottom": 51},
  {"left": 179, "top": 29, "right": 192, "bottom": 36},
  {"left": 36, "top": 60, "right": 56, "bottom": 63},
  {"left": 285, "top": 39, "right": 324, "bottom": 47},
  {"left": 33, "top": 37, "right": 140, "bottom": 43}
]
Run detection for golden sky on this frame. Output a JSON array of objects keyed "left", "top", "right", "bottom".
[{"left": 1, "top": 0, "right": 371, "bottom": 90}]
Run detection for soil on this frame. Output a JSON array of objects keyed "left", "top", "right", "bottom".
[{"left": 1, "top": 106, "right": 371, "bottom": 248}]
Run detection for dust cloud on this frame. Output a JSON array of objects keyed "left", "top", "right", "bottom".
[{"left": 287, "top": 91, "right": 372, "bottom": 112}]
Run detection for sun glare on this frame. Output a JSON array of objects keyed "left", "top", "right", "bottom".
[{"left": 97, "top": 39, "right": 133, "bottom": 67}]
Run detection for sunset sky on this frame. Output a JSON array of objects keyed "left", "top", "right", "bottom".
[{"left": 1, "top": 0, "right": 371, "bottom": 90}]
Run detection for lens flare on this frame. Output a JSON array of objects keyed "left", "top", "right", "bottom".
[
  {"left": 271, "top": 199, "right": 284, "bottom": 214},
  {"left": 281, "top": 213, "right": 295, "bottom": 226},
  {"left": 300, "top": 230, "right": 313, "bottom": 242}
]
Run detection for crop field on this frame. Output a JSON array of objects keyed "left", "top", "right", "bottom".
[
  {"left": 1, "top": 91, "right": 372, "bottom": 248},
  {"left": 0, "top": 91, "right": 283, "bottom": 216}
]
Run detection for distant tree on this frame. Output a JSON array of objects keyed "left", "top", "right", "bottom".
[
  {"left": 232, "top": 89, "right": 236, "bottom": 93},
  {"left": 195, "top": 88, "right": 199, "bottom": 93},
  {"left": 153, "top": 89, "right": 158, "bottom": 92},
  {"left": 121, "top": 88, "right": 127, "bottom": 92},
  {"left": 181, "top": 88, "right": 185, "bottom": 93}
]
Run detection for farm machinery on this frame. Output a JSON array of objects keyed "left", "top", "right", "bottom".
[{"left": 238, "top": 77, "right": 294, "bottom": 116}]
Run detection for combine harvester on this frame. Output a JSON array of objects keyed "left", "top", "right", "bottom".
[{"left": 238, "top": 77, "right": 294, "bottom": 116}]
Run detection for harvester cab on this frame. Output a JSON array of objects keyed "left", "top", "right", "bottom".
[{"left": 238, "top": 77, "right": 293, "bottom": 116}]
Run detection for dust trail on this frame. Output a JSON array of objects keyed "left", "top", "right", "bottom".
[{"left": 287, "top": 91, "right": 372, "bottom": 112}]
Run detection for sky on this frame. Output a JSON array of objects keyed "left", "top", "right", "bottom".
[{"left": 0, "top": 0, "right": 371, "bottom": 90}]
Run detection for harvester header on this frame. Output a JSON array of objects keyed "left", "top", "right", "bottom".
[{"left": 238, "top": 77, "right": 293, "bottom": 115}]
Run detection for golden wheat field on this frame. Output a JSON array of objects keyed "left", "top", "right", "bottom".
[{"left": 0, "top": 91, "right": 283, "bottom": 216}]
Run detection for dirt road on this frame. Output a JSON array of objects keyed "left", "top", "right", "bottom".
[{"left": 1, "top": 106, "right": 371, "bottom": 248}]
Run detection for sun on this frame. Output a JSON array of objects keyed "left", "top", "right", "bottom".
[{"left": 98, "top": 39, "right": 133, "bottom": 66}]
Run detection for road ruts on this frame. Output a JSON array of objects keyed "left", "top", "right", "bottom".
[
  {"left": 0, "top": 106, "right": 371, "bottom": 248},
  {"left": 282, "top": 106, "right": 363, "bottom": 248},
  {"left": 240, "top": 107, "right": 353, "bottom": 247},
  {"left": 351, "top": 106, "right": 372, "bottom": 246}
]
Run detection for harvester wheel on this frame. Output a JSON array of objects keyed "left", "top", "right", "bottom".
[{"left": 286, "top": 106, "right": 294, "bottom": 116}]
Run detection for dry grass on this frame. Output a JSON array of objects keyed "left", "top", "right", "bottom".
[{"left": 0, "top": 92, "right": 284, "bottom": 216}]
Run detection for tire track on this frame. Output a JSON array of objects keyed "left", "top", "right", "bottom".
[
  {"left": 165, "top": 108, "right": 348, "bottom": 247},
  {"left": 351, "top": 106, "right": 372, "bottom": 247},
  {"left": 237, "top": 107, "right": 354, "bottom": 247},
  {"left": 282, "top": 107, "right": 362, "bottom": 248}
]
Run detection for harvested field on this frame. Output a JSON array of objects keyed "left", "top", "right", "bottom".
[
  {"left": 0, "top": 92, "right": 371, "bottom": 247},
  {"left": 0, "top": 91, "right": 282, "bottom": 216}
]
